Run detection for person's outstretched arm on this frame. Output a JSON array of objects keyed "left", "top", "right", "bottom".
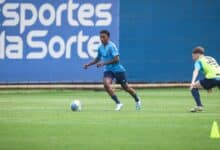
[{"left": 83, "top": 58, "right": 100, "bottom": 69}]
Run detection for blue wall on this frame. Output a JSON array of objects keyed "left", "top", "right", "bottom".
[{"left": 120, "top": 0, "right": 220, "bottom": 82}]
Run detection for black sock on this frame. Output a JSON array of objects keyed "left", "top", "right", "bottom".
[
  {"left": 131, "top": 93, "right": 140, "bottom": 102},
  {"left": 191, "top": 88, "right": 203, "bottom": 106},
  {"left": 111, "top": 95, "right": 120, "bottom": 104}
]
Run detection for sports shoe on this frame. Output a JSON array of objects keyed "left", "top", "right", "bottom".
[
  {"left": 190, "top": 106, "right": 204, "bottom": 112},
  {"left": 115, "top": 103, "right": 123, "bottom": 111},
  {"left": 136, "top": 101, "right": 141, "bottom": 111}
]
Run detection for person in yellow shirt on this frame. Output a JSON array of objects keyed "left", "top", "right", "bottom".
[{"left": 190, "top": 46, "right": 220, "bottom": 112}]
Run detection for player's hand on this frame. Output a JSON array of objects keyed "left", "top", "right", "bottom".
[
  {"left": 190, "top": 83, "right": 195, "bottom": 90},
  {"left": 96, "top": 62, "right": 105, "bottom": 68},
  {"left": 83, "top": 64, "right": 89, "bottom": 69}
]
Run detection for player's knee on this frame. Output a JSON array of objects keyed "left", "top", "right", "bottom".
[
  {"left": 193, "top": 81, "right": 202, "bottom": 89},
  {"left": 124, "top": 87, "right": 130, "bottom": 92},
  {"left": 103, "top": 80, "right": 109, "bottom": 86},
  {"left": 104, "top": 83, "right": 109, "bottom": 88},
  {"left": 104, "top": 83, "right": 111, "bottom": 90},
  {"left": 191, "top": 88, "right": 199, "bottom": 94},
  {"left": 121, "top": 84, "right": 130, "bottom": 92}
]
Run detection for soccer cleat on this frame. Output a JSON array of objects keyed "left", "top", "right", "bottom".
[
  {"left": 190, "top": 106, "right": 204, "bottom": 112},
  {"left": 115, "top": 103, "right": 123, "bottom": 111},
  {"left": 136, "top": 101, "right": 141, "bottom": 111}
]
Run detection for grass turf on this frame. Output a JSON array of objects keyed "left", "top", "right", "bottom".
[{"left": 0, "top": 88, "right": 220, "bottom": 150}]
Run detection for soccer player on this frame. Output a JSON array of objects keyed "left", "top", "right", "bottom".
[
  {"left": 83, "top": 30, "right": 141, "bottom": 111},
  {"left": 190, "top": 46, "right": 220, "bottom": 112}
]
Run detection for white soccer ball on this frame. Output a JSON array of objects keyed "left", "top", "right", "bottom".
[{"left": 70, "top": 100, "right": 82, "bottom": 111}]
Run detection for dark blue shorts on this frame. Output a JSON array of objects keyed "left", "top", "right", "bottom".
[
  {"left": 104, "top": 71, "right": 127, "bottom": 84},
  {"left": 200, "top": 79, "right": 220, "bottom": 90}
]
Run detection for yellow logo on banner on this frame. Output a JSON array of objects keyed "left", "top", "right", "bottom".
[{"left": 210, "top": 121, "right": 220, "bottom": 139}]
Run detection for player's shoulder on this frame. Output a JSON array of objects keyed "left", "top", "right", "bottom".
[
  {"left": 204, "top": 55, "right": 216, "bottom": 60},
  {"left": 202, "top": 55, "right": 218, "bottom": 62},
  {"left": 194, "top": 60, "right": 202, "bottom": 70},
  {"left": 195, "top": 60, "right": 201, "bottom": 65},
  {"left": 204, "top": 55, "right": 213, "bottom": 59},
  {"left": 194, "top": 59, "right": 202, "bottom": 66},
  {"left": 108, "top": 41, "right": 118, "bottom": 50}
]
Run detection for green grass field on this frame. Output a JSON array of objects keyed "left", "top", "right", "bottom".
[{"left": 0, "top": 88, "right": 220, "bottom": 150}]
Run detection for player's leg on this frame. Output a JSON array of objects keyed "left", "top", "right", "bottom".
[
  {"left": 121, "top": 82, "right": 142, "bottom": 110},
  {"left": 190, "top": 80, "right": 203, "bottom": 112},
  {"left": 115, "top": 72, "right": 141, "bottom": 110},
  {"left": 121, "top": 83, "right": 140, "bottom": 102},
  {"left": 103, "top": 71, "right": 123, "bottom": 111},
  {"left": 191, "top": 79, "right": 218, "bottom": 112}
]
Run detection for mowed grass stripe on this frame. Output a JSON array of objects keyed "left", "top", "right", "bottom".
[{"left": 0, "top": 88, "right": 219, "bottom": 150}]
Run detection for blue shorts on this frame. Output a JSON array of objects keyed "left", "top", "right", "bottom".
[
  {"left": 104, "top": 71, "right": 127, "bottom": 85},
  {"left": 200, "top": 79, "right": 220, "bottom": 90}
]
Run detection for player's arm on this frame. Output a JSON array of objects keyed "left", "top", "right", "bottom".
[
  {"left": 84, "top": 58, "right": 100, "bottom": 69},
  {"left": 190, "top": 61, "right": 200, "bottom": 89},
  {"left": 191, "top": 69, "right": 199, "bottom": 84},
  {"left": 84, "top": 47, "right": 101, "bottom": 69},
  {"left": 97, "top": 56, "right": 119, "bottom": 67}
]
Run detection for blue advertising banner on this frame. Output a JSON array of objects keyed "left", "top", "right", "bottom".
[{"left": 0, "top": 0, "right": 119, "bottom": 83}]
